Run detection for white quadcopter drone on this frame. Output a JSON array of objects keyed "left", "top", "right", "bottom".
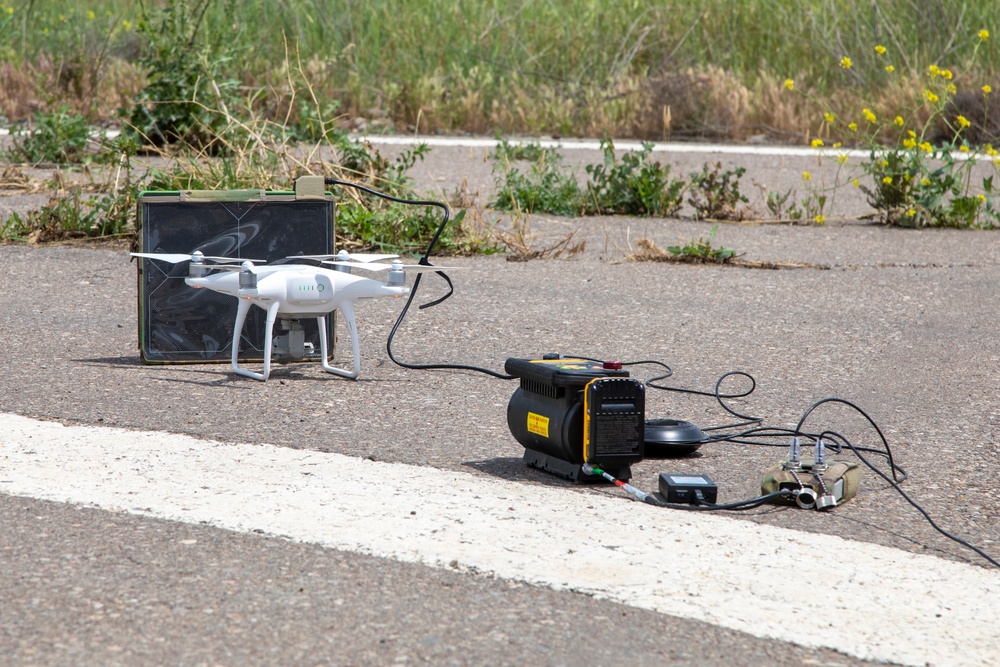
[{"left": 131, "top": 249, "right": 456, "bottom": 381}]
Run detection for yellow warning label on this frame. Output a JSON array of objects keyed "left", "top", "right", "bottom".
[{"left": 527, "top": 412, "right": 550, "bottom": 438}]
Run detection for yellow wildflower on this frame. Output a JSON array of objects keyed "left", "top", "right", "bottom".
[
  {"left": 921, "top": 178, "right": 931, "bottom": 186},
  {"left": 823, "top": 112, "right": 835, "bottom": 123},
  {"left": 903, "top": 138, "right": 917, "bottom": 150},
  {"left": 814, "top": 215, "right": 826, "bottom": 224},
  {"left": 87, "top": 9, "right": 95, "bottom": 19},
  {"left": 919, "top": 142, "right": 933, "bottom": 153},
  {"left": 882, "top": 176, "right": 893, "bottom": 185},
  {"left": 906, "top": 209, "right": 916, "bottom": 217},
  {"left": 881, "top": 160, "right": 889, "bottom": 167},
  {"left": 851, "top": 178, "right": 860, "bottom": 188},
  {"left": 986, "top": 144, "right": 998, "bottom": 156},
  {"left": 946, "top": 84, "right": 957, "bottom": 95},
  {"left": 928, "top": 65, "right": 941, "bottom": 76},
  {"left": 979, "top": 29, "right": 990, "bottom": 41},
  {"left": 983, "top": 85, "right": 993, "bottom": 95},
  {"left": 874, "top": 45, "right": 887, "bottom": 55},
  {"left": 848, "top": 122, "right": 858, "bottom": 132},
  {"left": 941, "top": 69, "right": 954, "bottom": 80},
  {"left": 977, "top": 194, "right": 987, "bottom": 203},
  {"left": 802, "top": 171, "right": 812, "bottom": 181},
  {"left": 957, "top": 115, "right": 972, "bottom": 129},
  {"left": 811, "top": 138, "right": 824, "bottom": 148},
  {"left": 885, "top": 65, "right": 895, "bottom": 73},
  {"left": 836, "top": 154, "right": 849, "bottom": 165},
  {"left": 960, "top": 145, "right": 970, "bottom": 153},
  {"left": 863, "top": 108, "right": 877, "bottom": 123},
  {"left": 894, "top": 116, "right": 904, "bottom": 127},
  {"left": 784, "top": 78, "right": 795, "bottom": 91},
  {"left": 840, "top": 56, "right": 853, "bottom": 69},
  {"left": 832, "top": 142, "right": 843, "bottom": 148},
  {"left": 925, "top": 90, "right": 939, "bottom": 103}
]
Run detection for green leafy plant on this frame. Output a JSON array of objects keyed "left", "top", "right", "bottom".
[
  {"left": 687, "top": 162, "right": 749, "bottom": 220},
  {"left": 857, "top": 142, "right": 998, "bottom": 228},
  {"left": 126, "top": 0, "right": 243, "bottom": 150},
  {"left": 288, "top": 98, "right": 345, "bottom": 144},
  {"left": 336, "top": 205, "right": 487, "bottom": 255},
  {"left": 6, "top": 104, "right": 93, "bottom": 164},
  {"left": 489, "top": 152, "right": 582, "bottom": 216},
  {"left": 584, "top": 139, "right": 686, "bottom": 216},
  {"left": 667, "top": 225, "right": 735, "bottom": 261},
  {"left": 492, "top": 138, "right": 556, "bottom": 162}
]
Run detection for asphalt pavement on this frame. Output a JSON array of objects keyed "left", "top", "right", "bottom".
[{"left": 1, "top": 139, "right": 998, "bottom": 666}]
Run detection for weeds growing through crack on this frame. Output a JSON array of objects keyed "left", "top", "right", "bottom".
[
  {"left": 5, "top": 104, "right": 94, "bottom": 165},
  {"left": 491, "top": 139, "right": 687, "bottom": 218},
  {"left": 665, "top": 225, "right": 735, "bottom": 261},
  {"left": 489, "top": 149, "right": 582, "bottom": 216},
  {"left": 686, "top": 162, "right": 751, "bottom": 221},
  {"left": 584, "top": 139, "right": 685, "bottom": 216},
  {"left": 628, "top": 230, "right": 735, "bottom": 265}
]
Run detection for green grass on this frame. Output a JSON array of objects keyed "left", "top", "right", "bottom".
[{"left": 3, "top": 0, "right": 998, "bottom": 139}]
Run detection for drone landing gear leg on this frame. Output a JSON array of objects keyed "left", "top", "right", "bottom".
[
  {"left": 231, "top": 299, "right": 280, "bottom": 381},
  {"left": 318, "top": 301, "right": 361, "bottom": 379}
]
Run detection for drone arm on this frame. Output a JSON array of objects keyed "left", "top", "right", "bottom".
[
  {"left": 318, "top": 300, "right": 361, "bottom": 380},
  {"left": 231, "top": 299, "right": 280, "bottom": 381}
]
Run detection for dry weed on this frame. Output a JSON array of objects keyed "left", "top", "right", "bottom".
[
  {"left": 638, "top": 65, "right": 752, "bottom": 140},
  {"left": 0, "top": 56, "right": 144, "bottom": 123},
  {"left": 494, "top": 212, "right": 586, "bottom": 262}
]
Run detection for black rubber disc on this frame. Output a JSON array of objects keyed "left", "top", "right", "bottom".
[{"left": 644, "top": 419, "right": 705, "bottom": 457}]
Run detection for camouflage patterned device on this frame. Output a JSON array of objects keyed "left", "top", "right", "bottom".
[{"left": 761, "top": 457, "right": 861, "bottom": 510}]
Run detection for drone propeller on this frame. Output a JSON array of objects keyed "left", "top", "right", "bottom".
[
  {"left": 291, "top": 252, "right": 399, "bottom": 263},
  {"left": 131, "top": 252, "right": 264, "bottom": 264},
  {"left": 321, "top": 259, "right": 462, "bottom": 273}
]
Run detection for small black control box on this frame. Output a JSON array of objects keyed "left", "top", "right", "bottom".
[{"left": 658, "top": 473, "right": 718, "bottom": 504}]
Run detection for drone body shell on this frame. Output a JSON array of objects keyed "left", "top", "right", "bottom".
[{"left": 185, "top": 264, "right": 409, "bottom": 317}]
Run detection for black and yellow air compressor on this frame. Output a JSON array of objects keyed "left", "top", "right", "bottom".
[{"left": 505, "top": 356, "right": 645, "bottom": 482}]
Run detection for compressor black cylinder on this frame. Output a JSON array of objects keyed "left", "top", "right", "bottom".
[
  {"left": 505, "top": 356, "right": 644, "bottom": 482},
  {"left": 507, "top": 385, "right": 585, "bottom": 463}
]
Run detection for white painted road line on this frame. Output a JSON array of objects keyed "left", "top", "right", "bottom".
[
  {"left": 361, "top": 134, "right": 979, "bottom": 162},
  {"left": 359, "top": 134, "right": 874, "bottom": 158},
  {"left": 1, "top": 412, "right": 997, "bottom": 666},
  {"left": 1, "top": 126, "right": 977, "bottom": 161}
]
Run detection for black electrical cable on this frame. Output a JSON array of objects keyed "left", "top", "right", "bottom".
[
  {"left": 590, "top": 464, "right": 793, "bottom": 510},
  {"left": 652, "top": 489, "right": 795, "bottom": 511},
  {"left": 650, "top": 370, "right": 763, "bottom": 429},
  {"left": 795, "top": 397, "right": 901, "bottom": 482},
  {"left": 815, "top": 428, "right": 997, "bottom": 568},
  {"left": 324, "top": 176, "right": 514, "bottom": 379}
]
